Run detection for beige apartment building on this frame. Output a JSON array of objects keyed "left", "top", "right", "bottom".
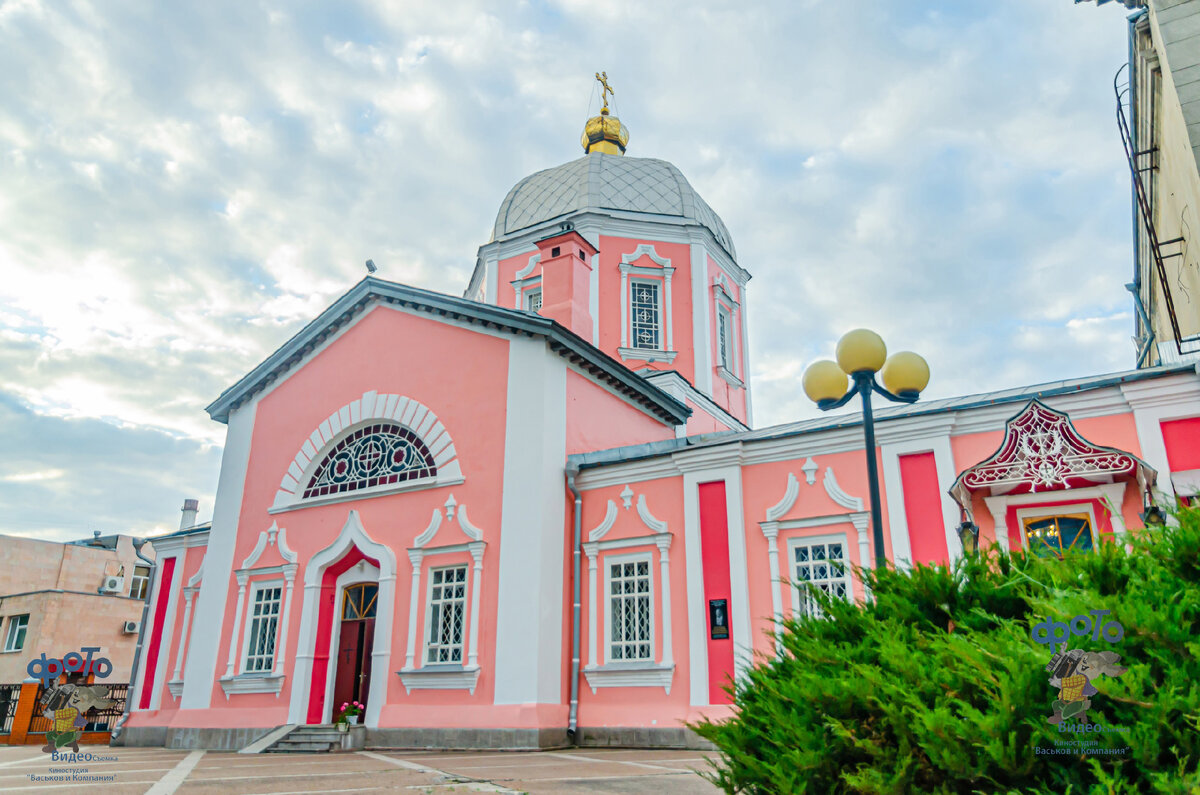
[
  {"left": 0, "top": 533, "right": 155, "bottom": 684},
  {"left": 1098, "top": 0, "right": 1200, "bottom": 365}
]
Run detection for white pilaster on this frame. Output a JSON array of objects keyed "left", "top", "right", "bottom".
[
  {"left": 584, "top": 542, "right": 599, "bottom": 668},
  {"left": 760, "top": 521, "right": 782, "bottom": 655},
  {"left": 690, "top": 243, "right": 713, "bottom": 394},
  {"left": 224, "top": 573, "right": 248, "bottom": 679},
  {"left": 404, "top": 550, "right": 423, "bottom": 670},
  {"left": 655, "top": 534, "right": 674, "bottom": 668},
  {"left": 273, "top": 567, "right": 296, "bottom": 677},
  {"left": 493, "top": 338, "right": 567, "bottom": 705},
  {"left": 467, "top": 541, "right": 484, "bottom": 669},
  {"left": 180, "top": 400, "right": 257, "bottom": 710}
]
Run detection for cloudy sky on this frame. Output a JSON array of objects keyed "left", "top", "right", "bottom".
[{"left": 1, "top": 0, "right": 1138, "bottom": 541}]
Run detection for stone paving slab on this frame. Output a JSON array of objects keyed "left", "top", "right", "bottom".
[{"left": 0, "top": 744, "right": 722, "bottom": 794}]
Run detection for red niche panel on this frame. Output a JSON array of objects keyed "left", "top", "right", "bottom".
[
  {"left": 898, "top": 452, "right": 949, "bottom": 566},
  {"left": 698, "top": 481, "right": 734, "bottom": 705},
  {"left": 138, "top": 556, "right": 176, "bottom": 710},
  {"left": 1161, "top": 417, "right": 1200, "bottom": 472}
]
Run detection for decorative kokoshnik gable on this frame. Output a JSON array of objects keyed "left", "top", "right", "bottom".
[{"left": 950, "top": 400, "right": 1157, "bottom": 554}]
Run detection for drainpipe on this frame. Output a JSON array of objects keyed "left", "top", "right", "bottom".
[
  {"left": 110, "top": 539, "right": 155, "bottom": 743},
  {"left": 565, "top": 466, "right": 584, "bottom": 743}
]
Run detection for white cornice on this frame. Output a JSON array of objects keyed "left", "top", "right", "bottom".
[{"left": 671, "top": 443, "right": 745, "bottom": 472}]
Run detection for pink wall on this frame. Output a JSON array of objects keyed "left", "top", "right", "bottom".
[
  {"left": 208, "top": 305, "right": 513, "bottom": 722},
  {"left": 565, "top": 370, "right": 675, "bottom": 455}
]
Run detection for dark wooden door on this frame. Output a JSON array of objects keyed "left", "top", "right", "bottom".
[{"left": 332, "top": 583, "right": 378, "bottom": 714}]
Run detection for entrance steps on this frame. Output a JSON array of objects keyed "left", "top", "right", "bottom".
[{"left": 264, "top": 724, "right": 347, "bottom": 753}]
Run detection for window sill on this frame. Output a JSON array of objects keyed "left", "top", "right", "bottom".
[
  {"left": 397, "top": 665, "right": 480, "bottom": 695},
  {"left": 0, "top": 649, "right": 24, "bottom": 655},
  {"left": 715, "top": 365, "right": 744, "bottom": 388},
  {"left": 218, "top": 673, "right": 285, "bottom": 699},
  {"left": 167, "top": 679, "right": 184, "bottom": 699},
  {"left": 618, "top": 347, "right": 678, "bottom": 364},
  {"left": 583, "top": 662, "right": 675, "bottom": 694}
]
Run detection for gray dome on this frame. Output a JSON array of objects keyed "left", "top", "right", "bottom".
[{"left": 492, "top": 153, "right": 736, "bottom": 259}]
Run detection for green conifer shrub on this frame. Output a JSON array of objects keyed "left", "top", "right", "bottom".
[{"left": 691, "top": 507, "right": 1200, "bottom": 794}]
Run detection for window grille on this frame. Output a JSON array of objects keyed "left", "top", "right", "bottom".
[
  {"left": 426, "top": 566, "right": 467, "bottom": 664},
  {"left": 244, "top": 586, "right": 282, "bottom": 673},
  {"left": 3, "top": 615, "right": 28, "bottom": 652},
  {"left": 526, "top": 289, "right": 542, "bottom": 312},
  {"left": 130, "top": 565, "right": 151, "bottom": 601},
  {"left": 793, "top": 540, "right": 849, "bottom": 619},
  {"left": 630, "top": 281, "right": 660, "bottom": 350},
  {"left": 304, "top": 423, "right": 436, "bottom": 500},
  {"left": 609, "top": 559, "right": 652, "bottom": 661}
]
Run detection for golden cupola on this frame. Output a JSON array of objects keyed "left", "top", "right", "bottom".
[{"left": 581, "top": 71, "right": 629, "bottom": 155}]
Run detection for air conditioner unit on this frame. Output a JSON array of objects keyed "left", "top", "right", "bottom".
[
  {"left": 100, "top": 575, "right": 124, "bottom": 594},
  {"left": 122, "top": 620, "right": 140, "bottom": 635}
]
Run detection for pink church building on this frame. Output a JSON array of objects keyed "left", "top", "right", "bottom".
[{"left": 117, "top": 104, "right": 1200, "bottom": 751}]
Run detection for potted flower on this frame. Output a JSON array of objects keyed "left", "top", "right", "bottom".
[{"left": 334, "top": 701, "right": 364, "bottom": 731}]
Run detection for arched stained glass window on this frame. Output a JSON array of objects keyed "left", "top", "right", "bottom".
[{"left": 303, "top": 423, "right": 436, "bottom": 500}]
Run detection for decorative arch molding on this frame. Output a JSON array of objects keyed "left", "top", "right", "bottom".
[
  {"left": 511, "top": 253, "right": 541, "bottom": 309},
  {"left": 399, "top": 494, "right": 489, "bottom": 694},
  {"left": 581, "top": 487, "right": 675, "bottom": 692},
  {"left": 287, "top": 511, "right": 398, "bottom": 728},
  {"left": 271, "top": 390, "right": 464, "bottom": 512},
  {"left": 759, "top": 463, "right": 869, "bottom": 656},
  {"left": 618, "top": 244, "right": 676, "bottom": 355},
  {"left": 621, "top": 243, "right": 672, "bottom": 270}
]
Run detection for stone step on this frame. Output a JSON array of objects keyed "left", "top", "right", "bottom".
[
  {"left": 287, "top": 732, "right": 345, "bottom": 742},
  {"left": 266, "top": 740, "right": 338, "bottom": 753}
]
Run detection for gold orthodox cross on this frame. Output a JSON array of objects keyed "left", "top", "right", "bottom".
[{"left": 595, "top": 71, "right": 614, "bottom": 112}]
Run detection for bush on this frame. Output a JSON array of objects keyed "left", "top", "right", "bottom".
[{"left": 691, "top": 508, "right": 1200, "bottom": 794}]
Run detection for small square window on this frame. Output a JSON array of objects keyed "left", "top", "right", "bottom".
[
  {"left": 526, "top": 289, "right": 542, "bottom": 313},
  {"left": 130, "top": 565, "right": 151, "bottom": 601}
]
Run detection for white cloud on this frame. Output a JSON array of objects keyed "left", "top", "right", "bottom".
[{"left": 0, "top": 0, "right": 1140, "bottom": 538}]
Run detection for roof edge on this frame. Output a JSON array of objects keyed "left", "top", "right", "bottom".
[{"left": 205, "top": 278, "right": 691, "bottom": 427}]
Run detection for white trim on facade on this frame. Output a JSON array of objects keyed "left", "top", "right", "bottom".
[
  {"left": 270, "top": 391, "right": 464, "bottom": 513},
  {"left": 982, "top": 483, "right": 1129, "bottom": 553},
  {"left": 878, "top": 421, "right": 961, "bottom": 569},
  {"left": 287, "top": 511, "right": 397, "bottom": 728},
  {"left": 398, "top": 497, "right": 486, "bottom": 695},
  {"left": 180, "top": 400, "right": 257, "bottom": 711},
  {"left": 492, "top": 339, "right": 567, "bottom": 705}
]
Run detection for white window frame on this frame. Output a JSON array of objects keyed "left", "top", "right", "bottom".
[
  {"left": 712, "top": 284, "right": 743, "bottom": 387},
  {"left": 628, "top": 279, "right": 663, "bottom": 352},
  {"left": 603, "top": 551, "right": 655, "bottom": 664},
  {"left": 717, "top": 304, "right": 733, "bottom": 371},
  {"left": 240, "top": 579, "right": 284, "bottom": 675},
  {"left": 525, "top": 287, "right": 542, "bottom": 313},
  {"left": 787, "top": 533, "right": 853, "bottom": 620},
  {"left": 130, "top": 565, "right": 151, "bottom": 601},
  {"left": 3, "top": 614, "right": 29, "bottom": 653},
  {"left": 1014, "top": 502, "right": 1099, "bottom": 556},
  {"left": 423, "top": 563, "right": 469, "bottom": 666},
  {"left": 617, "top": 246, "right": 677, "bottom": 363}
]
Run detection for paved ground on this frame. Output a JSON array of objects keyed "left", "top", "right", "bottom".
[{"left": 0, "top": 745, "right": 722, "bottom": 794}]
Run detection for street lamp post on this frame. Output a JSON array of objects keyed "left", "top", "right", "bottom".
[{"left": 802, "top": 329, "right": 930, "bottom": 570}]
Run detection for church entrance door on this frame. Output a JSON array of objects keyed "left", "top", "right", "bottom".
[{"left": 333, "top": 583, "right": 377, "bottom": 712}]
